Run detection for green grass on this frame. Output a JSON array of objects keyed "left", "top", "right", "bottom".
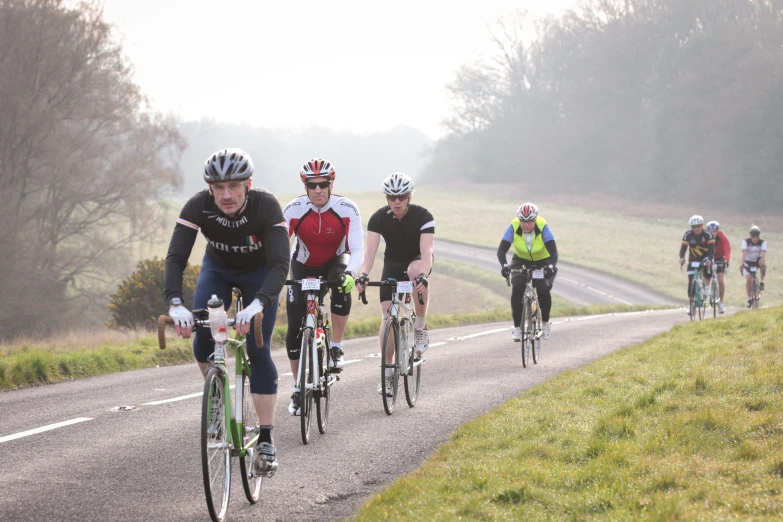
[{"left": 354, "top": 307, "right": 783, "bottom": 521}]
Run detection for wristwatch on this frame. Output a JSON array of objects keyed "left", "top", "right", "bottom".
[{"left": 169, "top": 297, "right": 183, "bottom": 307}]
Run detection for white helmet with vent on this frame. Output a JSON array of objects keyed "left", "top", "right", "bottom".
[{"left": 382, "top": 172, "right": 414, "bottom": 195}]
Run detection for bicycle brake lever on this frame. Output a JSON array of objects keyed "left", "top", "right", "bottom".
[{"left": 360, "top": 291, "right": 368, "bottom": 305}]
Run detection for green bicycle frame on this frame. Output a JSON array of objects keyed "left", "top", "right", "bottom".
[{"left": 206, "top": 337, "right": 259, "bottom": 458}]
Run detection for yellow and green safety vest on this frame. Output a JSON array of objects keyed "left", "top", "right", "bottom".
[{"left": 511, "top": 216, "right": 551, "bottom": 261}]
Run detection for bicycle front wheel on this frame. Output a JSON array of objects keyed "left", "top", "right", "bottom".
[
  {"left": 201, "top": 367, "right": 231, "bottom": 522},
  {"left": 711, "top": 280, "right": 718, "bottom": 318},
  {"left": 381, "top": 318, "right": 399, "bottom": 415},
  {"left": 238, "top": 368, "right": 262, "bottom": 503},
  {"left": 532, "top": 302, "right": 542, "bottom": 364},
  {"left": 403, "top": 319, "right": 420, "bottom": 408},
  {"left": 316, "top": 346, "right": 330, "bottom": 434},
  {"left": 521, "top": 299, "right": 531, "bottom": 368},
  {"left": 299, "top": 328, "right": 314, "bottom": 444},
  {"left": 688, "top": 278, "right": 697, "bottom": 321}
]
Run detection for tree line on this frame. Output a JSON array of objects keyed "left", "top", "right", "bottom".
[
  {"left": 424, "top": 0, "right": 783, "bottom": 212},
  {"left": 0, "top": 0, "right": 183, "bottom": 339}
]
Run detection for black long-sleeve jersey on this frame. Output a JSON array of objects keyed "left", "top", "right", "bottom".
[{"left": 164, "top": 189, "right": 290, "bottom": 309}]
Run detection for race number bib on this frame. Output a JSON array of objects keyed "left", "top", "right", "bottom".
[
  {"left": 691, "top": 261, "right": 701, "bottom": 268},
  {"left": 396, "top": 281, "right": 413, "bottom": 293},
  {"left": 301, "top": 278, "right": 321, "bottom": 291},
  {"left": 749, "top": 266, "right": 758, "bottom": 273},
  {"left": 532, "top": 269, "right": 544, "bottom": 279}
]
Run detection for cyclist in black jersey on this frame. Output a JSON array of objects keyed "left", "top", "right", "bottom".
[
  {"left": 355, "top": 173, "right": 434, "bottom": 397},
  {"left": 679, "top": 215, "right": 715, "bottom": 309},
  {"left": 164, "top": 149, "right": 290, "bottom": 474}
]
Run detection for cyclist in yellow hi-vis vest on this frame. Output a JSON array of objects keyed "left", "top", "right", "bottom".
[{"left": 496, "top": 202, "right": 558, "bottom": 341}]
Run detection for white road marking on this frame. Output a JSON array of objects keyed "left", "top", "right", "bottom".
[
  {"left": 585, "top": 285, "right": 608, "bottom": 296},
  {"left": 0, "top": 417, "right": 94, "bottom": 444},
  {"left": 428, "top": 342, "right": 447, "bottom": 348},
  {"left": 142, "top": 392, "right": 202, "bottom": 405},
  {"left": 462, "top": 328, "right": 508, "bottom": 339}
]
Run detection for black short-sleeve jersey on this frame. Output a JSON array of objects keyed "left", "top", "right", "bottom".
[
  {"left": 367, "top": 204, "right": 435, "bottom": 262},
  {"left": 679, "top": 230, "right": 715, "bottom": 261},
  {"left": 163, "top": 189, "right": 290, "bottom": 308}
]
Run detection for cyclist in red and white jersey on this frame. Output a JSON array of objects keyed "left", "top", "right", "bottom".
[
  {"left": 282, "top": 159, "right": 364, "bottom": 415},
  {"left": 705, "top": 221, "right": 730, "bottom": 313}
]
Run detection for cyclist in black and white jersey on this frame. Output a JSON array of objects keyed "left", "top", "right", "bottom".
[
  {"left": 164, "top": 149, "right": 290, "bottom": 474},
  {"left": 354, "top": 172, "right": 434, "bottom": 396},
  {"left": 740, "top": 225, "right": 768, "bottom": 307}
]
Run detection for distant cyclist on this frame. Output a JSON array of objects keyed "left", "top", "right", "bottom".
[
  {"left": 705, "top": 221, "right": 730, "bottom": 313},
  {"left": 497, "top": 202, "right": 558, "bottom": 341},
  {"left": 282, "top": 159, "right": 364, "bottom": 415},
  {"left": 354, "top": 172, "right": 434, "bottom": 396},
  {"left": 740, "top": 225, "right": 767, "bottom": 307},
  {"left": 679, "top": 215, "right": 715, "bottom": 311},
  {"left": 164, "top": 148, "right": 290, "bottom": 475}
]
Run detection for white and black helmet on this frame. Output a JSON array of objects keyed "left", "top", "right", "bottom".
[
  {"left": 204, "top": 148, "right": 254, "bottom": 184},
  {"left": 382, "top": 172, "right": 414, "bottom": 196},
  {"left": 689, "top": 215, "right": 704, "bottom": 227}
]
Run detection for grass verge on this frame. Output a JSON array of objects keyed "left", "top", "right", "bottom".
[
  {"left": 1, "top": 304, "right": 667, "bottom": 392},
  {"left": 354, "top": 307, "right": 783, "bottom": 521}
]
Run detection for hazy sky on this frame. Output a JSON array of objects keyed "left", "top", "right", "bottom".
[{"left": 103, "top": 0, "right": 575, "bottom": 139}]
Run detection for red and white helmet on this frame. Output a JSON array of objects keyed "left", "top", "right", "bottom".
[
  {"left": 300, "top": 158, "right": 336, "bottom": 182},
  {"left": 517, "top": 202, "right": 539, "bottom": 222}
]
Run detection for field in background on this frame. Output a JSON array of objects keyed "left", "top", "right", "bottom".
[{"left": 355, "top": 307, "right": 783, "bottom": 521}]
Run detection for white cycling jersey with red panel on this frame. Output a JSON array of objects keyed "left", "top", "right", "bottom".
[{"left": 283, "top": 194, "right": 365, "bottom": 275}]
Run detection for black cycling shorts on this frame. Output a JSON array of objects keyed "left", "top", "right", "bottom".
[{"left": 378, "top": 255, "right": 433, "bottom": 303}]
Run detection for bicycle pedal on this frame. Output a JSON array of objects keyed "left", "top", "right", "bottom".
[{"left": 335, "top": 376, "right": 340, "bottom": 381}]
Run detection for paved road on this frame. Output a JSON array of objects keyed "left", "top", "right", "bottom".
[
  {"left": 434, "top": 238, "right": 683, "bottom": 306},
  {"left": 1, "top": 309, "right": 698, "bottom": 521}
]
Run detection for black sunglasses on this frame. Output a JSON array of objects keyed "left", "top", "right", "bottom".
[
  {"left": 386, "top": 194, "right": 410, "bottom": 202},
  {"left": 306, "top": 181, "right": 331, "bottom": 190}
]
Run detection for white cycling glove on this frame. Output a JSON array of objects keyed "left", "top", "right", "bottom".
[
  {"left": 236, "top": 298, "right": 264, "bottom": 326},
  {"left": 169, "top": 305, "right": 194, "bottom": 328}
]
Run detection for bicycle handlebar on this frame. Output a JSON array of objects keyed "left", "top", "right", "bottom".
[
  {"left": 358, "top": 280, "right": 425, "bottom": 305},
  {"left": 156, "top": 313, "right": 264, "bottom": 350},
  {"left": 284, "top": 278, "right": 343, "bottom": 286}
]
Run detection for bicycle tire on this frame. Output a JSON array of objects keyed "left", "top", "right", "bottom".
[
  {"left": 752, "top": 277, "right": 760, "bottom": 310},
  {"left": 696, "top": 281, "right": 705, "bottom": 320},
  {"left": 316, "top": 346, "right": 330, "bottom": 434},
  {"left": 201, "top": 367, "right": 231, "bottom": 522},
  {"left": 299, "top": 328, "right": 314, "bottom": 445},
  {"left": 688, "top": 278, "right": 696, "bottom": 321},
  {"left": 532, "top": 302, "right": 542, "bottom": 364},
  {"left": 238, "top": 368, "right": 263, "bottom": 503},
  {"left": 711, "top": 280, "right": 718, "bottom": 318},
  {"left": 381, "top": 318, "right": 399, "bottom": 415},
  {"left": 403, "top": 319, "right": 420, "bottom": 408},
  {"left": 521, "top": 298, "right": 531, "bottom": 368}
]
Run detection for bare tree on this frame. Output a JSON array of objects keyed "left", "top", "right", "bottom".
[{"left": 0, "top": 0, "right": 185, "bottom": 339}]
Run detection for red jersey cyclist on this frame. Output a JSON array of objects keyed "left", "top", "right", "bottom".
[
  {"left": 705, "top": 221, "right": 730, "bottom": 313},
  {"left": 282, "top": 159, "right": 364, "bottom": 415}
]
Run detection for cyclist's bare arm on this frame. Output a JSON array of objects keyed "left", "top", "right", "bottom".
[
  {"left": 418, "top": 233, "right": 434, "bottom": 276},
  {"left": 357, "top": 231, "right": 382, "bottom": 291}
]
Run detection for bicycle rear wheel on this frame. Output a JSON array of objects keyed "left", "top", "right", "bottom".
[
  {"left": 299, "top": 328, "right": 314, "bottom": 444},
  {"left": 532, "top": 302, "right": 542, "bottom": 364},
  {"left": 403, "top": 319, "right": 420, "bottom": 407},
  {"left": 238, "top": 368, "right": 262, "bottom": 503},
  {"left": 381, "top": 318, "right": 400, "bottom": 415},
  {"left": 316, "top": 346, "right": 330, "bottom": 434},
  {"left": 201, "top": 367, "right": 231, "bottom": 522},
  {"left": 521, "top": 299, "right": 531, "bottom": 368}
]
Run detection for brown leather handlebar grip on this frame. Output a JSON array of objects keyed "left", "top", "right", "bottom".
[
  {"left": 253, "top": 312, "right": 265, "bottom": 348},
  {"left": 157, "top": 315, "right": 174, "bottom": 350}
]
